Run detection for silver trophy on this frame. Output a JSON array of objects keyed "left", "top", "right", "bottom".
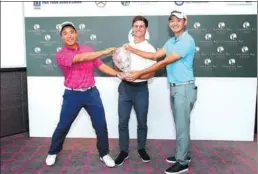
[{"left": 112, "top": 47, "right": 131, "bottom": 74}]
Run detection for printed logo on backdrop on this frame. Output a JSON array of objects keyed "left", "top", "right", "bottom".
[
  {"left": 221, "top": 58, "right": 243, "bottom": 72},
  {"left": 225, "top": 32, "right": 243, "bottom": 46},
  {"left": 56, "top": 47, "right": 62, "bottom": 52},
  {"left": 194, "top": 44, "right": 209, "bottom": 60},
  {"left": 230, "top": 33, "right": 237, "bottom": 40},
  {"left": 90, "top": 34, "right": 97, "bottom": 41},
  {"left": 194, "top": 22, "right": 201, "bottom": 29},
  {"left": 237, "top": 21, "right": 256, "bottom": 34},
  {"left": 204, "top": 58, "right": 212, "bottom": 66},
  {"left": 228, "top": 58, "right": 236, "bottom": 66},
  {"left": 27, "top": 24, "right": 45, "bottom": 35},
  {"left": 199, "top": 33, "right": 215, "bottom": 46},
  {"left": 39, "top": 34, "right": 57, "bottom": 46},
  {"left": 194, "top": 46, "right": 201, "bottom": 58},
  {"left": 34, "top": 24, "right": 40, "bottom": 30},
  {"left": 79, "top": 24, "right": 86, "bottom": 30},
  {"left": 213, "top": 22, "right": 232, "bottom": 35},
  {"left": 51, "top": 47, "right": 63, "bottom": 57},
  {"left": 121, "top": 1, "right": 130, "bottom": 6},
  {"left": 128, "top": 29, "right": 150, "bottom": 43},
  {"left": 243, "top": 22, "right": 250, "bottom": 29},
  {"left": 189, "top": 22, "right": 208, "bottom": 36},
  {"left": 235, "top": 45, "right": 255, "bottom": 60},
  {"left": 207, "top": 21, "right": 233, "bottom": 46},
  {"left": 78, "top": 23, "right": 92, "bottom": 33},
  {"left": 54, "top": 24, "right": 62, "bottom": 33},
  {"left": 77, "top": 23, "right": 87, "bottom": 37},
  {"left": 45, "top": 58, "right": 52, "bottom": 65},
  {"left": 81, "top": 33, "right": 103, "bottom": 45},
  {"left": 33, "top": 1, "right": 83, "bottom": 10},
  {"left": 95, "top": 1, "right": 107, "bottom": 8},
  {"left": 50, "top": 23, "right": 63, "bottom": 33},
  {"left": 33, "top": 1, "right": 41, "bottom": 9},
  {"left": 212, "top": 45, "right": 230, "bottom": 59},
  {"left": 29, "top": 47, "right": 48, "bottom": 59},
  {"left": 174, "top": 1, "right": 184, "bottom": 6},
  {"left": 200, "top": 57, "right": 217, "bottom": 72},
  {"left": 41, "top": 57, "right": 58, "bottom": 71}
]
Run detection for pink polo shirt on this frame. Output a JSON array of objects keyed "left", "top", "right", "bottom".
[{"left": 56, "top": 44, "right": 103, "bottom": 89}]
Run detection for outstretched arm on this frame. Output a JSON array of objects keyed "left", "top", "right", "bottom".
[
  {"left": 56, "top": 47, "right": 116, "bottom": 67},
  {"left": 72, "top": 47, "right": 116, "bottom": 64},
  {"left": 97, "top": 63, "right": 125, "bottom": 79},
  {"left": 126, "top": 52, "right": 181, "bottom": 81},
  {"left": 124, "top": 44, "right": 166, "bottom": 60},
  {"left": 97, "top": 63, "right": 118, "bottom": 76}
]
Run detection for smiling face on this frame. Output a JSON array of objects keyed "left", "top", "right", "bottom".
[
  {"left": 168, "top": 15, "right": 187, "bottom": 34},
  {"left": 61, "top": 26, "right": 77, "bottom": 46},
  {"left": 132, "top": 20, "right": 147, "bottom": 38},
  {"left": 132, "top": 16, "right": 148, "bottom": 40}
]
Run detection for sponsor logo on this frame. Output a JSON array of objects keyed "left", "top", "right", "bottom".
[
  {"left": 204, "top": 58, "right": 212, "bottom": 65},
  {"left": 230, "top": 33, "right": 237, "bottom": 40},
  {"left": 228, "top": 58, "right": 236, "bottom": 65},
  {"left": 95, "top": 1, "right": 107, "bottom": 8},
  {"left": 175, "top": 1, "right": 184, "bottom": 6},
  {"left": 205, "top": 33, "right": 212, "bottom": 40},
  {"left": 217, "top": 46, "right": 224, "bottom": 53},
  {"left": 121, "top": 1, "right": 130, "bottom": 6},
  {"left": 33, "top": 1, "right": 41, "bottom": 9},
  {"left": 241, "top": 46, "right": 248, "bottom": 53},
  {"left": 34, "top": 47, "right": 41, "bottom": 53},
  {"left": 90, "top": 34, "right": 97, "bottom": 41}
]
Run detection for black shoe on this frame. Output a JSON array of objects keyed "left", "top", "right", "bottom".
[
  {"left": 166, "top": 156, "right": 191, "bottom": 164},
  {"left": 165, "top": 162, "right": 189, "bottom": 174},
  {"left": 138, "top": 148, "right": 150, "bottom": 162},
  {"left": 115, "top": 151, "right": 129, "bottom": 166}
]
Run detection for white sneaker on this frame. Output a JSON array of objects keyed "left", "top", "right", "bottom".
[
  {"left": 45, "top": 154, "right": 57, "bottom": 166},
  {"left": 100, "top": 154, "right": 115, "bottom": 167}
]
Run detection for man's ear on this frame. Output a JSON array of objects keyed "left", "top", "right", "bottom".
[{"left": 184, "top": 19, "right": 188, "bottom": 26}]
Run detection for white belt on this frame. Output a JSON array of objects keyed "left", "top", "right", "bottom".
[
  {"left": 170, "top": 81, "right": 194, "bottom": 87},
  {"left": 65, "top": 86, "right": 95, "bottom": 92}
]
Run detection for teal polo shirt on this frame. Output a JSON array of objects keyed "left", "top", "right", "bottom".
[{"left": 162, "top": 30, "right": 196, "bottom": 83}]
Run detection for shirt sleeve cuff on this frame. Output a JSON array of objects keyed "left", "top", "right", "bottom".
[{"left": 94, "top": 58, "right": 103, "bottom": 68}]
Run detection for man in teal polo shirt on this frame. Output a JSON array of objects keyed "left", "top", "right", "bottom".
[{"left": 124, "top": 10, "right": 197, "bottom": 174}]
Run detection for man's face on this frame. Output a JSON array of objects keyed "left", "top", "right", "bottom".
[
  {"left": 169, "top": 16, "right": 187, "bottom": 33},
  {"left": 132, "top": 20, "right": 147, "bottom": 38},
  {"left": 61, "top": 26, "right": 77, "bottom": 46}
]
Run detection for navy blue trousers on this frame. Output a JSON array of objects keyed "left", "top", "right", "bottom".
[
  {"left": 118, "top": 81, "right": 149, "bottom": 152},
  {"left": 48, "top": 87, "right": 109, "bottom": 157}
]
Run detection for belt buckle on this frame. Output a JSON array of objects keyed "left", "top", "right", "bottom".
[{"left": 80, "top": 87, "right": 89, "bottom": 92}]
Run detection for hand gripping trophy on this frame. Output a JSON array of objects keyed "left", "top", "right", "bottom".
[{"left": 112, "top": 47, "right": 131, "bottom": 77}]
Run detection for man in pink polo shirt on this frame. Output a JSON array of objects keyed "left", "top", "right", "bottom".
[{"left": 45, "top": 21, "right": 122, "bottom": 168}]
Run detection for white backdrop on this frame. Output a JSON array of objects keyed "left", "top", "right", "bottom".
[
  {"left": 27, "top": 77, "right": 257, "bottom": 141},
  {"left": 1, "top": 2, "right": 26, "bottom": 68},
  {"left": 5, "top": 1, "right": 256, "bottom": 141}
]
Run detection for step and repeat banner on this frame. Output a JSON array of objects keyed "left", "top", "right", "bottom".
[
  {"left": 25, "top": 15, "right": 257, "bottom": 77},
  {"left": 24, "top": 2, "right": 257, "bottom": 140}
]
